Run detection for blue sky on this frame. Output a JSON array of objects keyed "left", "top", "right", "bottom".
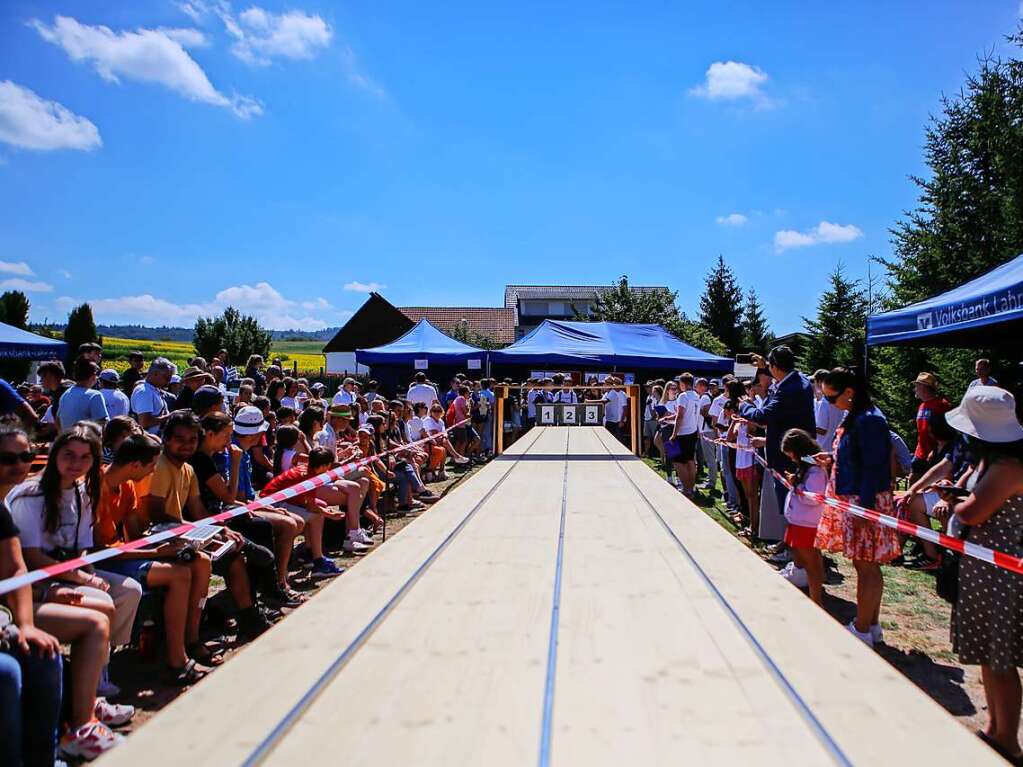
[{"left": 0, "top": 1, "right": 1019, "bottom": 334}]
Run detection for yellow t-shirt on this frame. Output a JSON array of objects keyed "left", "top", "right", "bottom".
[{"left": 145, "top": 454, "right": 200, "bottom": 522}]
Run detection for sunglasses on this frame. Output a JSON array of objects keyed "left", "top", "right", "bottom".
[{"left": 0, "top": 450, "right": 35, "bottom": 466}]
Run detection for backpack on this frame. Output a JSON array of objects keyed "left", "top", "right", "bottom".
[{"left": 445, "top": 402, "right": 458, "bottom": 427}]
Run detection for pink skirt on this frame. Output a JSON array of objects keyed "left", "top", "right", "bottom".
[{"left": 814, "top": 491, "right": 901, "bottom": 563}]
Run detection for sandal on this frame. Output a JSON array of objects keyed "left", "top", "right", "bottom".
[
  {"left": 188, "top": 642, "right": 225, "bottom": 667},
  {"left": 166, "top": 659, "right": 207, "bottom": 687}
]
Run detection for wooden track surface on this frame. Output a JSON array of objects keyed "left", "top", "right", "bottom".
[{"left": 101, "top": 427, "right": 1001, "bottom": 767}]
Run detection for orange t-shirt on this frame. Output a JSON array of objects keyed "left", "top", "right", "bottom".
[{"left": 96, "top": 467, "right": 139, "bottom": 547}]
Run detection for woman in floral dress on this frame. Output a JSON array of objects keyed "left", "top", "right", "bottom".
[{"left": 814, "top": 367, "right": 900, "bottom": 648}]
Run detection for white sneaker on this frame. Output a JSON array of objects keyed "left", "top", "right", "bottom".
[
  {"left": 343, "top": 538, "right": 371, "bottom": 554},
  {"left": 96, "top": 666, "right": 120, "bottom": 698},
  {"left": 781, "top": 564, "right": 808, "bottom": 589},
  {"left": 669, "top": 476, "right": 680, "bottom": 487},
  {"left": 870, "top": 624, "right": 884, "bottom": 644},
  {"left": 453, "top": 456, "right": 470, "bottom": 465},
  {"left": 94, "top": 697, "right": 135, "bottom": 727},
  {"left": 846, "top": 621, "right": 875, "bottom": 648},
  {"left": 60, "top": 720, "right": 125, "bottom": 761},
  {"left": 352, "top": 529, "right": 375, "bottom": 546}
]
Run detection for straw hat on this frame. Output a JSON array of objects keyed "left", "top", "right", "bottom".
[{"left": 945, "top": 386, "right": 1023, "bottom": 443}]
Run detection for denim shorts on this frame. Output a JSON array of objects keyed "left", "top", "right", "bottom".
[{"left": 97, "top": 559, "right": 154, "bottom": 590}]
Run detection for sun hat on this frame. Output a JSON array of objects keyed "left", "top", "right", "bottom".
[
  {"left": 98, "top": 369, "right": 120, "bottom": 384},
  {"left": 233, "top": 405, "right": 269, "bottom": 435},
  {"left": 945, "top": 386, "right": 1023, "bottom": 443},
  {"left": 912, "top": 372, "right": 940, "bottom": 389},
  {"left": 181, "top": 366, "right": 213, "bottom": 382},
  {"left": 328, "top": 405, "right": 353, "bottom": 419}
]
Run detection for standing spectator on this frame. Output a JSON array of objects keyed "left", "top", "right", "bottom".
[
  {"left": 130, "top": 357, "right": 175, "bottom": 435},
  {"left": 601, "top": 376, "right": 626, "bottom": 443},
  {"left": 174, "top": 366, "right": 215, "bottom": 411},
  {"left": 642, "top": 383, "right": 661, "bottom": 458},
  {"left": 364, "top": 380, "right": 381, "bottom": 404},
  {"left": 478, "top": 378, "right": 496, "bottom": 457},
  {"left": 406, "top": 372, "right": 439, "bottom": 408},
  {"left": 813, "top": 368, "right": 845, "bottom": 452},
  {"left": 696, "top": 378, "right": 718, "bottom": 492},
  {"left": 968, "top": 358, "right": 998, "bottom": 389},
  {"left": 332, "top": 378, "right": 358, "bottom": 407},
  {"left": 120, "top": 351, "right": 145, "bottom": 395},
  {"left": 77, "top": 342, "right": 102, "bottom": 366},
  {"left": 740, "top": 346, "right": 816, "bottom": 515},
  {"left": 779, "top": 428, "right": 827, "bottom": 604},
  {"left": 551, "top": 375, "right": 578, "bottom": 403},
  {"left": 98, "top": 369, "right": 130, "bottom": 418},
  {"left": 814, "top": 367, "right": 900, "bottom": 647},
  {"left": 244, "top": 355, "right": 266, "bottom": 395},
  {"left": 670, "top": 373, "right": 701, "bottom": 497},
  {"left": 56, "top": 358, "right": 109, "bottom": 432},
  {"left": 945, "top": 386, "right": 1023, "bottom": 764},
  {"left": 911, "top": 372, "right": 952, "bottom": 481}
]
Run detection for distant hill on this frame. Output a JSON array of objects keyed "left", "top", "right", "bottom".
[{"left": 37, "top": 324, "right": 343, "bottom": 343}]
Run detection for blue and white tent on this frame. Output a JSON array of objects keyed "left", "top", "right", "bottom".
[
  {"left": 0, "top": 322, "right": 67, "bottom": 360},
  {"left": 867, "top": 253, "right": 1023, "bottom": 347},
  {"left": 355, "top": 319, "right": 485, "bottom": 366}
]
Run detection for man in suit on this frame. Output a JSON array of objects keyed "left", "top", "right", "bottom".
[{"left": 739, "top": 345, "right": 816, "bottom": 514}]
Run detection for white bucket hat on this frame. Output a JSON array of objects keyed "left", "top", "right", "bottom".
[
  {"left": 945, "top": 386, "right": 1023, "bottom": 443},
  {"left": 233, "top": 405, "right": 269, "bottom": 435}
]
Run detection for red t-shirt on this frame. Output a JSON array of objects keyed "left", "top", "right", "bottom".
[
  {"left": 914, "top": 396, "right": 952, "bottom": 460},
  {"left": 261, "top": 465, "right": 316, "bottom": 504}
]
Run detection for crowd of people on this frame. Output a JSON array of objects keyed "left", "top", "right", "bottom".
[
  {"left": 0, "top": 348, "right": 502, "bottom": 765},
  {"left": 644, "top": 349, "right": 1023, "bottom": 764}
]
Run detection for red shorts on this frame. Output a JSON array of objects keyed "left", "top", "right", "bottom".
[
  {"left": 784, "top": 523, "right": 819, "bottom": 549},
  {"left": 735, "top": 465, "right": 759, "bottom": 482}
]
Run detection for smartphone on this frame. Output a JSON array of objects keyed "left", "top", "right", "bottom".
[
  {"left": 735, "top": 353, "right": 754, "bottom": 365},
  {"left": 924, "top": 484, "right": 970, "bottom": 498},
  {"left": 800, "top": 456, "right": 819, "bottom": 465}
]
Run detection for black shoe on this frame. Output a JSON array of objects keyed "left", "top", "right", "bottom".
[{"left": 237, "top": 606, "right": 272, "bottom": 641}]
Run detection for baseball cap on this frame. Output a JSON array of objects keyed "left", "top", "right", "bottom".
[
  {"left": 233, "top": 405, "right": 269, "bottom": 435},
  {"left": 357, "top": 424, "right": 374, "bottom": 436},
  {"left": 170, "top": 374, "right": 182, "bottom": 384},
  {"left": 328, "top": 405, "right": 353, "bottom": 419},
  {"left": 98, "top": 369, "right": 120, "bottom": 384},
  {"left": 311, "top": 382, "right": 325, "bottom": 392},
  {"left": 191, "top": 385, "right": 224, "bottom": 414}
]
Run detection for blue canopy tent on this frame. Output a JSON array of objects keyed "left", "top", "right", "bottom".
[
  {"left": 0, "top": 322, "right": 67, "bottom": 360},
  {"left": 489, "top": 320, "right": 732, "bottom": 372},
  {"left": 867, "top": 253, "right": 1023, "bottom": 348},
  {"left": 356, "top": 319, "right": 486, "bottom": 366}
]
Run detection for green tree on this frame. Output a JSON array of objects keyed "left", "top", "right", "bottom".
[
  {"left": 0, "top": 291, "right": 30, "bottom": 329},
  {"left": 872, "top": 26, "right": 1023, "bottom": 435},
  {"left": 450, "top": 319, "right": 500, "bottom": 350},
  {"left": 0, "top": 291, "right": 32, "bottom": 380},
  {"left": 740, "top": 288, "right": 773, "bottom": 354},
  {"left": 698, "top": 255, "right": 744, "bottom": 354},
  {"left": 63, "top": 303, "right": 98, "bottom": 365},
  {"left": 588, "top": 275, "right": 728, "bottom": 356},
  {"left": 800, "top": 264, "right": 868, "bottom": 373},
  {"left": 193, "top": 307, "right": 272, "bottom": 364}
]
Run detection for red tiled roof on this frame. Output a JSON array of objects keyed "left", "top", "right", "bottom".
[{"left": 399, "top": 306, "right": 516, "bottom": 345}]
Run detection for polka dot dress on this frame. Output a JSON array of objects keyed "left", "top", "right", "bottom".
[{"left": 951, "top": 492, "right": 1023, "bottom": 673}]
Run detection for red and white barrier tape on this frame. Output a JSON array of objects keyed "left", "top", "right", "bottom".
[
  {"left": 0, "top": 418, "right": 472, "bottom": 597},
  {"left": 698, "top": 433, "right": 1023, "bottom": 576}
]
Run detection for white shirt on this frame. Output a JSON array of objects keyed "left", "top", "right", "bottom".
[
  {"left": 280, "top": 448, "right": 297, "bottom": 473},
  {"left": 314, "top": 423, "right": 337, "bottom": 454},
  {"left": 280, "top": 395, "right": 303, "bottom": 412},
  {"left": 676, "top": 389, "right": 701, "bottom": 435},
  {"left": 130, "top": 381, "right": 168, "bottom": 434},
  {"left": 968, "top": 377, "right": 997, "bottom": 389},
  {"left": 407, "top": 416, "right": 425, "bottom": 441},
  {"left": 9, "top": 480, "right": 94, "bottom": 552},
  {"left": 332, "top": 388, "right": 357, "bottom": 407},
  {"left": 551, "top": 389, "right": 577, "bottom": 404},
  {"left": 407, "top": 384, "right": 440, "bottom": 408},
  {"left": 422, "top": 415, "right": 446, "bottom": 435},
  {"left": 601, "top": 389, "right": 624, "bottom": 424},
  {"left": 814, "top": 397, "right": 845, "bottom": 451},
  {"left": 100, "top": 388, "right": 130, "bottom": 419},
  {"left": 698, "top": 392, "right": 714, "bottom": 433}
]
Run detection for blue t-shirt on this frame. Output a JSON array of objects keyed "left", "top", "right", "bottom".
[
  {"left": 0, "top": 379, "right": 24, "bottom": 415},
  {"left": 57, "top": 385, "right": 109, "bottom": 431},
  {"left": 231, "top": 437, "right": 256, "bottom": 502}
]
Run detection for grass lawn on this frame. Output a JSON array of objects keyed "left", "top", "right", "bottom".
[
  {"left": 99, "top": 337, "right": 327, "bottom": 375},
  {"left": 642, "top": 454, "right": 1002, "bottom": 738}
]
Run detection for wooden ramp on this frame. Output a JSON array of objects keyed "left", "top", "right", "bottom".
[{"left": 102, "top": 427, "right": 999, "bottom": 766}]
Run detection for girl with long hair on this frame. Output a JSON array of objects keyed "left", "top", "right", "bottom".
[{"left": 780, "top": 428, "right": 827, "bottom": 604}]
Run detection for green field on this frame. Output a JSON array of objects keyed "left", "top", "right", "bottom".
[{"left": 100, "top": 337, "right": 327, "bottom": 375}]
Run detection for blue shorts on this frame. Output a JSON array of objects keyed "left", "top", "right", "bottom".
[{"left": 97, "top": 559, "right": 154, "bottom": 590}]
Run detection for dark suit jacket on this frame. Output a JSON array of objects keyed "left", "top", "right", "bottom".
[{"left": 739, "top": 371, "right": 816, "bottom": 471}]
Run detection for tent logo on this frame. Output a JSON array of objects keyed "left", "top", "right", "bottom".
[{"left": 916, "top": 313, "right": 933, "bottom": 330}]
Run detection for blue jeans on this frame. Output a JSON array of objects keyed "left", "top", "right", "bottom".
[
  {"left": 0, "top": 647, "right": 63, "bottom": 767},
  {"left": 481, "top": 415, "right": 494, "bottom": 454}
]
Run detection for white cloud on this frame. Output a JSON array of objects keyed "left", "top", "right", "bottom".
[
  {"left": 343, "top": 281, "right": 385, "bottom": 293},
  {"left": 55, "top": 281, "right": 342, "bottom": 331},
  {"left": 58, "top": 269, "right": 72, "bottom": 279},
  {"left": 774, "top": 220, "right": 864, "bottom": 252},
  {"left": 0, "top": 260, "right": 35, "bottom": 277},
  {"left": 1, "top": 278, "right": 52, "bottom": 292},
  {"left": 222, "top": 6, "right": 333, "bottom": 66},
  {"left": 0, "top": 80, "right": 101, "bottom": 151},
  {"left": 715, "top": 212, "right": 748, "bottom": 226},
  {"left": 340, "top": 46, "right": 386, "bottom": 99},
  {"left": 177, "top": 2, "right": 206, "bottom": 23},
  {"left": 31, "top": 15, "right": 262, "bottom": 120},
  {"left": 691, "top": 61, "right": 769, "bottom": 104}
]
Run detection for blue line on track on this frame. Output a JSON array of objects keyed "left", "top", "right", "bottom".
[
  {"left": 241, "top": 428, "right": 547, "bottom": 767},
  {"left": 593, "top": 429, "right": 853, "bottom": 767},
  {"left": 537, "top": 430, "right": 571, "bottom": 767}
]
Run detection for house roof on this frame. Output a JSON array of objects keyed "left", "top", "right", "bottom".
[
  {"left": 322, "top": 293, "right": 414, "bottom": 353},
  {"left": 503, "top": 285, "right": 671, "bottom": 308},
  {"left": 398, "top": 306, "right": 516, "bottom": 345}
]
